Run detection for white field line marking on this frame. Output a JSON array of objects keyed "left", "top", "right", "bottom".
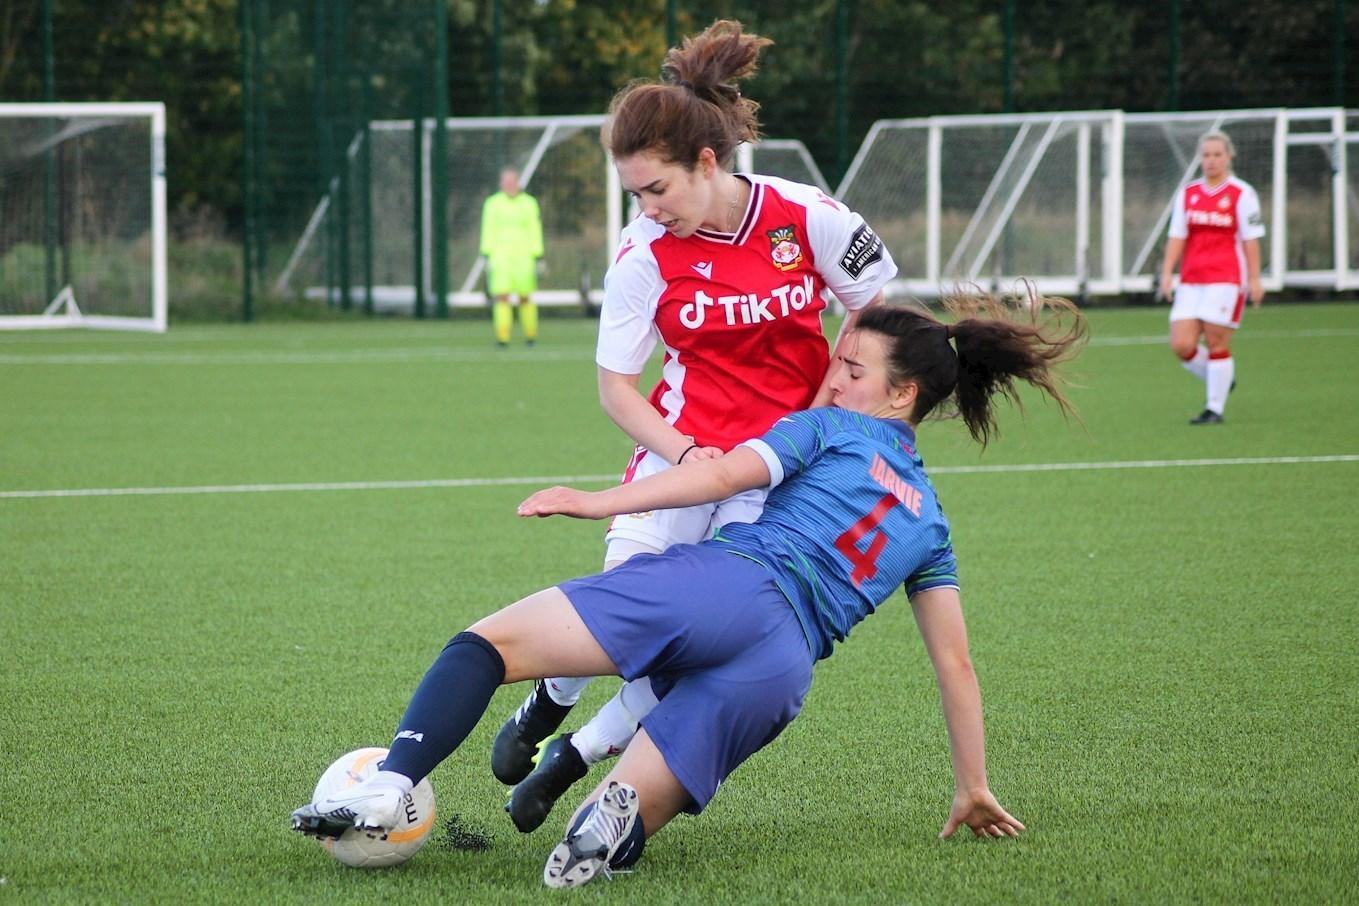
[
  {"left": 1089, "top": 327, "right": 1359, "bottom": 347},
  {"left": 928, "top": 454, "right": 1359, "bottom": 474},
  {"left": 0, "top": 325, "right": 576, "bottom": 344},
  {"left": 0, "top": 346, "right": 596, "bottom": 365},
  {"left": 1, "top": 327, "right": 1356, "bottom": 366},
  {"left": 3, "top": 454, "right": 1356, "bottom": 500},
  {"left": 0, "top": 474, "right": 620, "bottom": 500}
]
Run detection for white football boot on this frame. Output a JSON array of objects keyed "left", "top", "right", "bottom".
[
  {"left": 542, "top": 781, "right": 640, "bottom": 888},
  {"left": 290, "top": 777, "right": 405, "bottom": 839}
]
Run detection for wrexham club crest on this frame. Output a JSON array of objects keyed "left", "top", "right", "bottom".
[{"left": 768, "top": 225, "right": 803, "bottom": 271}]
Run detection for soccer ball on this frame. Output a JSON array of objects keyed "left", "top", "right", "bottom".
[{"left": 311, "top": 747, "right": 437, "bottom": 868}]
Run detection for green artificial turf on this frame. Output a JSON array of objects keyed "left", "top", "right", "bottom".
[{"left": 2, "top": 303, "right": 1357, "bottom": 903}]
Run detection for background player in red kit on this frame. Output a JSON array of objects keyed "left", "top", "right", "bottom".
[
  {"left": 490, "top": 19, "right": 898, "bottom": 831},
  {"left": 1159, "top": 131, "right": 1266, "bottom": 425}
]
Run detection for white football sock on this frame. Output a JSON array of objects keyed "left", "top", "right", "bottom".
[
  {"left": 542, "top": 675, "right": 594, "bottom": 707},
  {"left": 571, "top": 677, "right": 659, "bottom": 766},
  {"left": 371, "top": 770, "right": 414, "bottom": 795},
  {"left": 1206, "top": 355, "right": 1234, "bottom": 414},
  {"left": 1180, "top": 345, "right": 1208, "bottom": 381}
]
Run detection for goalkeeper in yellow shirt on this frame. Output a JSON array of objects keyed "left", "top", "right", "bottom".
[{"left": 481, "top": 167, "right": 544, "bottom": 346}]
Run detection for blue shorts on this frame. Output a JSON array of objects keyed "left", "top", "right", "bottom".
[{"left": 559, "top": 543, "right": 815, "bottom": 813}]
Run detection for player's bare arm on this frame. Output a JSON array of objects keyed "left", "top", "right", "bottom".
[
  {"left": 911, "top": 587, "right": 1025, "bottom": 840},
  {"left": 598, "top": 366, "right": 719, "bottom": 464},
  {"left": 1159, "top": 238, "right": 1185, "bottom": 300},
  {"left": 520, "top": 446, "right": 770, "bottom": 520},
  {"left": 1244, "top": 238, "right": 1264, "bottom": 306}
]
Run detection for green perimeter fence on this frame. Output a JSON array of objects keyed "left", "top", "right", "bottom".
[{"left": 1, "top": 0, "right": 1356, "bottom": 321}]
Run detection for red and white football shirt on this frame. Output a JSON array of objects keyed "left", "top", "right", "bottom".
[
  {"left": 1168, "top": 176, "right": 1265, "bottom": 285},
  {"left": 597, "top": 175, "right": 898, "bottom": 451}
]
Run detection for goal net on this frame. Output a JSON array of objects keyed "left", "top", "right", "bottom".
[
  {"left": 0, "top": 103, "right": 167, "bottom": 331},
  {"left": 837, "top": 107, "right": 1357, "bottom": 298},
  {"left": 277, "top": 124, "right": 838, "bottom": 312},
  {"left": 276, "top": 115, "right": 620, "bottom": 310},
  {"left": 749, "top": 139, "right": 831, "bottom": 193}
]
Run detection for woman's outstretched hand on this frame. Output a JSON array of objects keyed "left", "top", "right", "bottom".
[
  {"left": 940, "top": 788, "right": 1026, "bottom": 839},
  {"left": 518, "top": 486, "right": 604, "bottom": 519}
]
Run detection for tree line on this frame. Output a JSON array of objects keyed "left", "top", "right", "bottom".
[{"left": 2, "top": 0, "right": 1352, "bottom": 234}]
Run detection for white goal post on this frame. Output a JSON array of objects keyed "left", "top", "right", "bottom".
[
  {"left": 0, "top": 102, "right": 168, "bottom": 331},
  {"left": 277, "top": 114, "right": 620, "bottom": 310},
  {"left": 837, "top": 106, "right": 1358, "bottom": 298},
  {"left": 276, "top": 117, "right": 830, "bottom": 312}
]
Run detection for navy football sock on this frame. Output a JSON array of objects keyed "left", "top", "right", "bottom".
[{"left": 381, "top": 631, "right": 506, "bottom": 785}]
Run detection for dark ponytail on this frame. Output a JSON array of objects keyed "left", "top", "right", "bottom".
[
  {"left": 856, "top": 291, "right": 1085, "bottom": 447},
  {"left": 603, "top": 20, "right": 771, "bottom": 168}
]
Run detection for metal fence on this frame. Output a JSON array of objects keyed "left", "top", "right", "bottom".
[
  {"left": 3, "top": 0, "right": 1355, "bottom": 319},
  {"left": 239, "top": 0, "right": 453, "bottom": 319}
]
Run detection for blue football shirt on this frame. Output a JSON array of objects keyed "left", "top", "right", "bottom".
[{"left": 713, "top": 407, "right": 959, "bottom": 659}]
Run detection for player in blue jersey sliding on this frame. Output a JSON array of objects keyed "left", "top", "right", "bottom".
[{"left": 291, "top": 292, "right": 1085, "bottom": 888}]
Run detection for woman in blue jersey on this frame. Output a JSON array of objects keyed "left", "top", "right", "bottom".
[{"left": 292, "top": 293, "right": 1085, "bottom": 888}]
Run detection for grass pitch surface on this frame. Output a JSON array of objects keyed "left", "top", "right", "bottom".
[{"left": 2, "top": 303, "right": 1357, "bottom": 903}]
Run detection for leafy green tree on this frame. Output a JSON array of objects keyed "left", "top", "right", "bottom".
[
  {"left": 4, "top": 0, "right": 1352, "bottom": 242},
  {"left": 0, "top": 0, "right": 42, "bottom": 97}
]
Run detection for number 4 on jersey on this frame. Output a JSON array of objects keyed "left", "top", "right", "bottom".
[{"left": 834, "top": 493, "right": 897, "bottom": 586}]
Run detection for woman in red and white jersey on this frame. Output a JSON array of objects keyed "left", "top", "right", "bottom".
[
  {"left": 489, "top": 20, "right": 897, "bottom": 826},
  {"left": 1159, "top": 130, "right": 1266, "bottom": 424}
]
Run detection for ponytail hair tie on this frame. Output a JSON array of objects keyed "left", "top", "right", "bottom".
[{"left": 677, "top": 79, "right": 696, "bottom": 92}]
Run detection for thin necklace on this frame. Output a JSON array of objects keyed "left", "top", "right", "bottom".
[{"left": 726, "top": 180, "right": 743, "bottom": 232}]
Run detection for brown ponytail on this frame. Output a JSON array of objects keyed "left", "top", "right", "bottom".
[
  {"left": 856, "top": 290, "right": 1086, "bottom": 447},
  {"left": 603, "top": 20, "right": 771, "bottom": 168}
]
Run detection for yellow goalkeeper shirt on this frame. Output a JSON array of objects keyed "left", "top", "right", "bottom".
[{"left": 480, "top": 191, "right": 543, "bottom": 262}]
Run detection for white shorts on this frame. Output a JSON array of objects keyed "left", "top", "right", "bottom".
[
  {"left": 604, "top": 446, "right": 767, "bottom": 560},
  {"left": 1170, "top": 283, "right": 1245, "bottom": 329}
]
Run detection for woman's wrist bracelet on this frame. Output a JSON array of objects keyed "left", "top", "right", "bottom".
[{"left": 677, "top": 443, "right": 699, "bottom": 464}]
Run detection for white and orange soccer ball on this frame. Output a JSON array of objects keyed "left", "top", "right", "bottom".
[{"left": 310, "top": 747, "right": 436, "bottom": 868}]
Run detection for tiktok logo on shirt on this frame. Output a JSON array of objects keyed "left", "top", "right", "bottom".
[
  {"left": 679, "top": 274, "right": 818, "bottom": 329},
  {"left": 1188, "top": 209, "right": 1235, "bottom": 228}
]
